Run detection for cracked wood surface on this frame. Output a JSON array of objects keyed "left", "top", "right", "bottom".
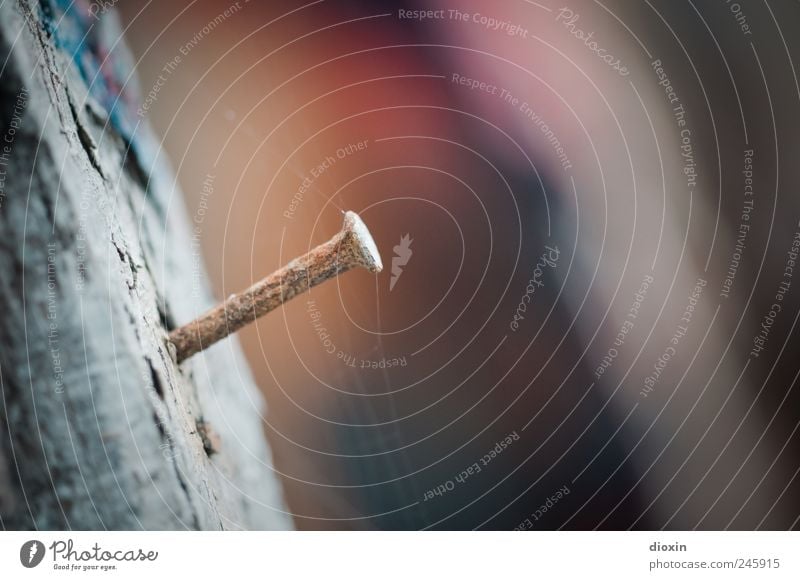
[{"left": 0, "top": 1, "right": 291, "bottom": 530}]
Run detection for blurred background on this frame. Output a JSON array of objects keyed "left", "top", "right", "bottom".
[{"left": 118, "top": 0, "right": 800, "bottom": 529}]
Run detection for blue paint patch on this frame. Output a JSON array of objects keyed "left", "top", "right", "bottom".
[{"left": 39, "top": 0, "right": 151, "bottom": 176}]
